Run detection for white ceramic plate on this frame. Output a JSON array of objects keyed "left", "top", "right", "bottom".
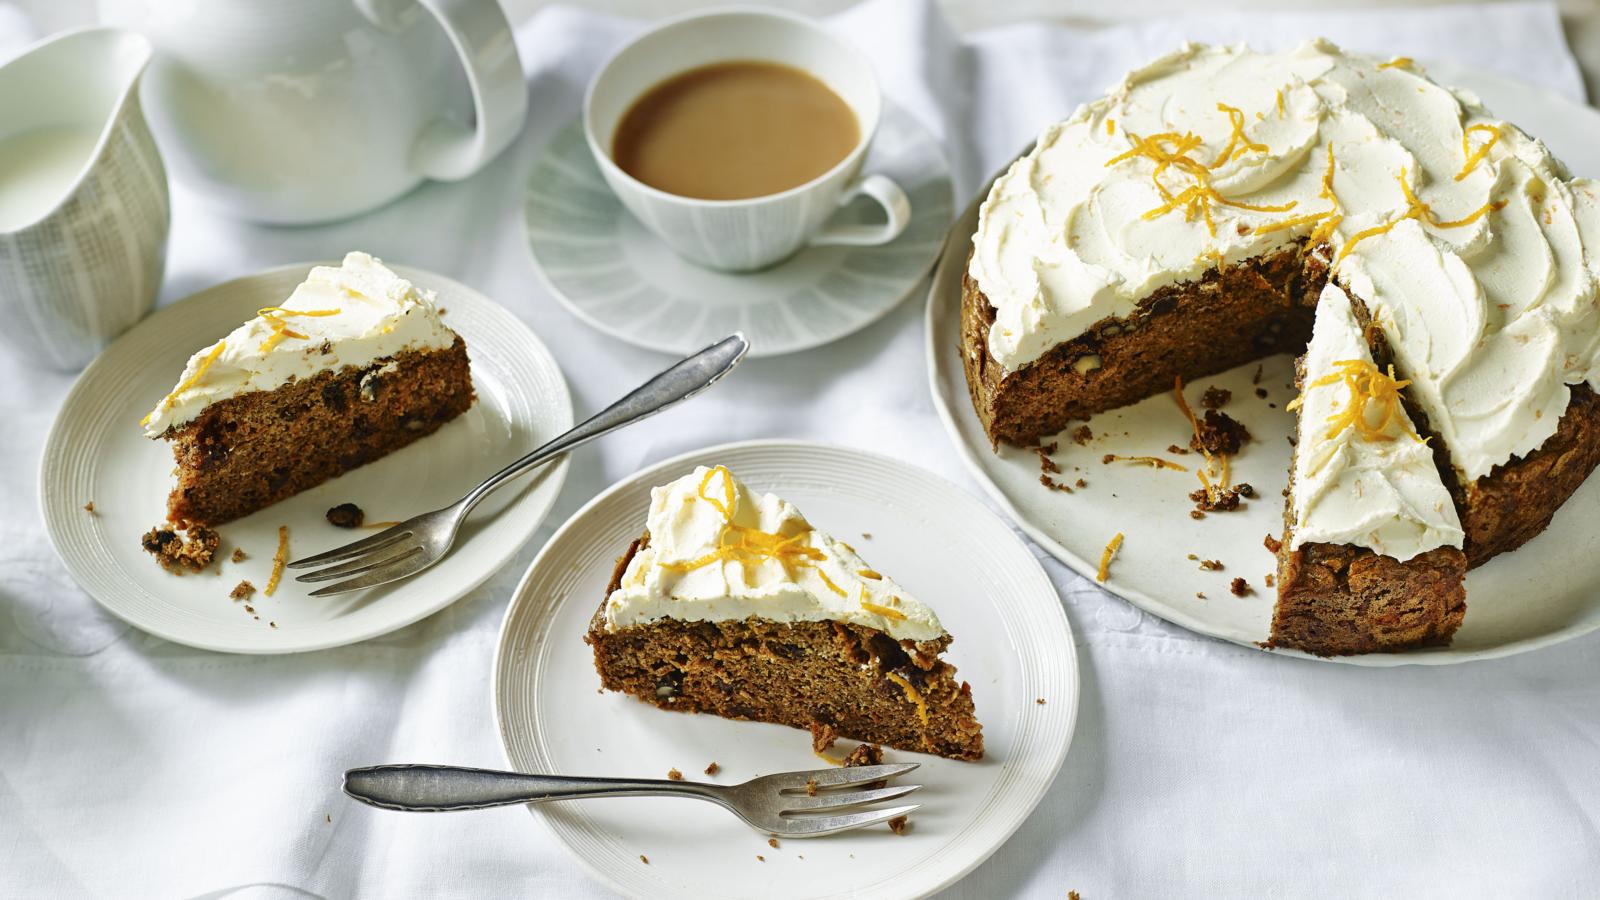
[
  {"left": 926, "top": 66, "right": 1600, "bottom": 665},
  {"left": 40, "top": 263, "right": 573, "bottom": 654},
  {"left": 522, "top": 102, "right": 953, "bottom": 358},
  {"left": 494, "top": 441, "right": 1077, "bottom": 899}
]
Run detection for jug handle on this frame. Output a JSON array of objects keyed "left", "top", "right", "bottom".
[{"left": 378, "top": 0, "right": 528, "bottom": 181}]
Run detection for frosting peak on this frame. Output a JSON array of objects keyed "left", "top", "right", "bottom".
[
  {"left": 142, "top": 252, "right": 455, "bottom": 436},
  {"left": 603, "top": 466, "right": 947, "bottom": 643}
]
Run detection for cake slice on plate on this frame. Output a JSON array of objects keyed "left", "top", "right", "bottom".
[
  {"left": 586, "top": 465, "right": 984, "bottom": 760},
  {"left": 141, "top": 252, "right": 474, "bottom": 527},
  {"left": 1271, "top": 286, "right": 1466, "bottom": 655}
]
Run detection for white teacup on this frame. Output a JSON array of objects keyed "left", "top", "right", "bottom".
[{"left": 584, "top": 9, "right": 911, "bottom": 272}]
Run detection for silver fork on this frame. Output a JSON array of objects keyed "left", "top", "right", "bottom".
[
  {"left": 289, "top": 333, "right": 750, "bottom": 595},
  {"left": 342, "top": 762, "right": 921, "bottom": 837}
]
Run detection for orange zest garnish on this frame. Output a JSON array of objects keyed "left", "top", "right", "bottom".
[
  {"left": 1105, "top": 118, "right": 1115, "bottom": 136},
  {"left": 814, "top": 566, "right": 848, "bottom": 598},
  {"left": 141, "top": 340, "right": 227, "bottom": 427},
  {"left": 1106, "top": 118, "right": 1294, "bottom": 238},
  {"left": 1334, "top": 168, "right": 1506, "bottom": 265},
  {"left": 264, "top": 525, "right": 289, "bottom": 596},
  {"left": 813, "top": 748, "right": 843, "bottom": 766},
  {"left": 256, "top": 306, "right": 341, "bottom": 353},
  {"left": 885, "top": 672, "right": 930, "bottom": 726},
  {"left": 1378, "top": 56, "right": 1414, "bottom": 70},
  {"left": 1275, "top": 88, "right": 1286, "bottom": 117},
  {"left": 1255, "top": 142, "right": 1343, "bottom": 242},
  {"left": 1096, "top": 532, "right": 1124, "bottom": 583},
  {"left": 861, "top": 599, "right": 908, "bottom": 621},
  {"left": 857, "top": 569, "right": 882, "bottom": 580},
  {"left": 1175, "top": 376, "right": 1233, "bottom": 504},
  {"left": 1455, "top": 124, "right": 1501, "bottom": 181},
  {"left": 1210, "top": 103, "right": 1269, "bottom": 168},
  {"left": 1103, "top": 455, "right": 1189, "bottom": 472},
  {"left": 1291, "top": 359, "right": 1423, "bottom": 443}
]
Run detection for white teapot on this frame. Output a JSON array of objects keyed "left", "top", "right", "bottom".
[{"left": 99, "top": 0, "right": 527, "bottom": 224}]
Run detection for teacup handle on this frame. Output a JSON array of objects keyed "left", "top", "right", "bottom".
[
  {"left": 366, "top": 0, "right": 528, "bottom": 181},
  {"left": 808, "top": 174, "right": 912, "bottom": 247}
]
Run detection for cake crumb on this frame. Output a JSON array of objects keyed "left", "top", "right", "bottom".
[
  {"left": 83, "top": 501, "right": 96, "bottom": 514},
  {"left": 1040, "top": 474, "right": 1074, "bottom": 493},
  {"left": 767, "top": 838, "right": 779, "bottom": 849},
  {"left": 141, "top": 524, "right": 220, "bottom": 574},
  {"left": 639, "top": 855, "right": 649, "bottom": 865},
  {"left": 1190, "top": 410, "right": 1251, "bottom": 455},
  {"left": 231, "top": 547, "right": 248, "bottom": 563},
  {"left": 841, "top": 743, "right": 884, "bottom": 769},
  {"left": 667, "top": 768, "right": 683, "bottom": 781},
  {"left": 1230, "top": 577, "right": 1252, "bottom": 597},
  {"left": 1265, "top": 573, "right": 1276, "bottom": 587},
  {"left": 326, "top": 814, "right": 331, "bottom": 823},
  {"left": 230, "top": 580, "right": 256, "bottom": 601},
  {"left": 1255, "top": 387, "right": 1270, "bottom": 399},
  {"left": 1201, "top": 386, "right": 1231, "bottom": 409},
  {"left": 756, "top": 855, "right": 765, "bottom": 862},
  {"left": 1075, "top": 478, "right": 1087, "bottom": 488},
  {"left": 1036, "top": 697, "right": 1047, "bottom": 705},
  {"left": 805, "top": 779, "right": 819, "bottom": 796},
  {"left": 1190, "top": 510, "right": 1206, "bottom": 519},
  {"left": 244, "top": 604, "right": 254, "bottom": 614},
  {"left": 810, "top": 721, "right": 840, "bottom": 754},
  {"left": 1252, "top": 365, "right": 1264, "bottom": 385},
  {"left": 1196, "top": 591, "right": 1207, "bottom": 600},
  {"left": 1190, "top": 482, "right": 1254, "bottom": 513},
  {"left": 269, "top": 621, "right": 277, "bottom": 628},
  {"left": 1070, "top": 892, "right": 1082, "bottom": 900},
  {"left": 1197, "top": 559, "right": 1223, "bottom": 571},
  {"left": 888, "top": 816, "right": 910, "bottom": 835},
  {"left": 704, "top": 761, "right": 720, "bottom": 776},
  {"left": 1071, "top": 425, "right": 1093, "bottom": 445},
  {"left": 1263, "top": 533, "right": 1283, "bottom": 553},
  {"left": 1166, "top": 444, "right": 1191, "bottom": 455},
  {"left": 861, "top": 532, "right": 873, "bottom": 540},
  {"left": 326, "top": 503, "right": 365, "bottom": 528}
]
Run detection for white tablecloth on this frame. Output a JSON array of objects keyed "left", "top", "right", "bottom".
[{"left": 4, "top": 1, "right": 1597, "bottom": 896}]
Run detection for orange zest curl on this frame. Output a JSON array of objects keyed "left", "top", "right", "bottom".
[
  {"left": 1103, "top": 454, "right": 1189, "bottom": 472},
  {"left": 1293, "top": 359, "right": 1423, "bottom": 443},
  {"left": 1255, "top": 142, "right": 1344, "bottom": 242},
  {"left": 885, "top": 671, "right": 930, "bottom": 725},
  {"left": 1210, "top": 103, "right": 1269, "bottom": 168},
  {"left": 141, "top": 340, "right": 227, "bottom": 427},
  {"left": 1334, "top": 168, "right": 1506, "bottom": 265},
  {"left": 1455, "top": 124, "right": 1501, "bottom": 182},
  {"left": 1275, "top": 88, "right": 1286, "bottom": 117},
  {"left": 1096, "top": 532, "right": 1124, "bottom": 583},
  {"left": 1378, "top": 56, "right": 1415, "bottom": 70},
  {"left": 860, "top": 598, "right": 908, "bottom": 621},
  {"left": 664, "top": 466, "right": 848, "bottom": 591},
  {"left": 1107, "top": 123, "right": 1294, "bottom": 238},
  {"left": 256, "top": 306, "right": 341, "bottom": 353},
  {"left": 264, "top": 525, "right": 289, "bottom": 596},
  {"left": 1174, "top": 376, "right": 1232, "bottom": 504}
]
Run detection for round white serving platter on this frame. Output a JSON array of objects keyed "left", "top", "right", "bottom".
[
  {"left": 494, "top": 440, "right": 1078, "bottom": 899},
  {"left": 522, "top": 101, "right": 953, "bottom": 358},
  {"left": 926, "top": 65, "right": 1600, "bottom": 665},
  {"left": 40, "top": 263, "right": 573, "bottom": 654}
]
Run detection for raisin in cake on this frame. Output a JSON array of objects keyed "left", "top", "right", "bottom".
[{"left": 586, "top": 465, "right": 984, "bottom": 760}]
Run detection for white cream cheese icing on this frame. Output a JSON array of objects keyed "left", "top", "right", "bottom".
[
  {"left": 1289, "top": 285, "right": 1464, "bottom": 559},
  {"left": 970, "top": 40, "right": 1600, "bottom": 487},
  {"left": 603, "top": 465, "right": 947, "bottom": 644},
  {"left": 142, "top": 252, "right": 456, "bottom": 436}
]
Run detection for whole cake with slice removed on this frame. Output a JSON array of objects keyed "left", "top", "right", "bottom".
[
  {"left": 142, "top": 252, "right": 474, "bottom": 527},
  {"left": 586, "top": 465, "right": 983, "bottom": 760},
  {"left": 959, "top": 39, "right": 1600, "bottom": 653}
]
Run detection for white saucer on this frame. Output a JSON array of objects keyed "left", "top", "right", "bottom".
[
  {"left": 39, "top": 263, "right": 573, "bottom": 654},
  {"left": 926, "top": 65, "right": 1600, "bottom": 666},
  {"left": 494, "top": 440, "right": 1077, "bottom": 900},
  {"left": 523, "top": 103, "right": 953, "bottom": 358}
]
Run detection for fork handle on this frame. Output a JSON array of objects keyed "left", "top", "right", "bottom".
[
  {"left": 343, "top": 764, "right": 720, "bottom": 812},
  {"left": 457, "top": 333, "right": 750, "bottom": 515}
]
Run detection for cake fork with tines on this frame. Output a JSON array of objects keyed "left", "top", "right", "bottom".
[
  {"left": 288, "top": 333, "right": 748, "bottom": 595},
  {"left": 343, "top": 762, "right": 921, "bottom": 837}
]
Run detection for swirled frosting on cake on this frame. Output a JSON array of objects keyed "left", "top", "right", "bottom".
[
  {"left": 604, "top": 466, "right": 947, "bottom": 643},
  {"left": 141, "top": 252, "right": 456, "bottom": 436},
  {"left": 1290, "top": 286, "right": 1464, "bottom": 559},
  {"left": 970, "top": 39, "right": 1600, "bottom": 483}
]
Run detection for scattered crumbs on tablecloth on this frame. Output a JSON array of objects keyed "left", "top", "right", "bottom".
[
  {"left": 667, "top": 768, "right": 683, "bottom": 781},
  {"left": 704, "top": 761, "right": 720, "bottom": 776}
]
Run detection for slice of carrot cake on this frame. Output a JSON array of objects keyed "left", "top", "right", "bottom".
[
  {"left": 1272, "top": 286, "right": 1466, "bottom": 655},
  {"left": 586, "top": 465, "right": 984, "bottom": 760},
  {"left": 141, "top": 252, "right": 474, "bottom": 527}
]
